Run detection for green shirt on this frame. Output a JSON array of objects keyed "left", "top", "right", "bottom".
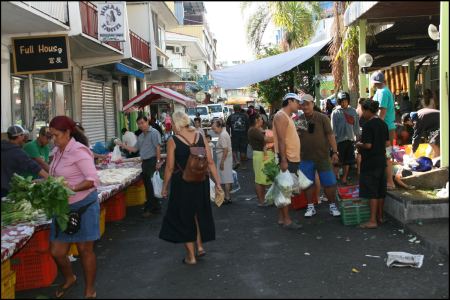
[
  {"left": 374, "top": 86, "right": 396, "bottom": 131},
  {"left": 23, "top": 140, "right": 49, "bottom": 178}
]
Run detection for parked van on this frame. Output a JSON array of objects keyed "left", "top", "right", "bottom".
[
  {"left": 207, "top": 103, "right": 225, "bottom": 120},
  {"left": 186, "top": 105, "right": 211, "bottom": 127}
]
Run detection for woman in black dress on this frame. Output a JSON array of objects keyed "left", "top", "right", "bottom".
[{"left": 159, "top": 111, "right": 223, "bottom": 265}]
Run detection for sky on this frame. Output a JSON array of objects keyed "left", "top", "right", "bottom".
[{"left": 204, "top": 2, "right": 275, "bottom": 64}]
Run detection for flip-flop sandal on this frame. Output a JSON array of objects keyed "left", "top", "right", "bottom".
[
  {"left": 56, "top": 276, "right": 77, "bottom": 298},
  {"left": 196, "top": 250, "right": 206, "bottom": 258},
  {"left": 182, "top": 258, "right": 197, "bottom": 265},
  {"left": 359, "top": 223, "right": 378, "bottom": 229}
]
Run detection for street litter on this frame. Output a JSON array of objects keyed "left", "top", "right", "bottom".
[
  {"left": 352, "top": 268, "right": 360, "bottom": 273},
  {"left": 398, "top": 229, "right": 405, "bottom": 234},
  {"left": 408, "top": 237, "right": 417, "bottom": 243},
  {"left": 438, "top": 263, "right": 444, "bottom": 266},
  {"left": 362, "top": 264, "right": 367, "bottom": 267},
  {"left": 415, "top": 240, "right": 421, "bottom": 244},
  {"left": 365, "top": 255, "right": 381, "bottom": 258},
  {"left": 304, "top": 252, "right": 311, "bottom": 256},
  {"left": 386, "top": 252, "right": 424, "bottom": 268}
]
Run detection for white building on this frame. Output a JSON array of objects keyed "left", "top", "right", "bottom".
[{"left": 1, "top": 1, "right": 184, "bottom": 143}]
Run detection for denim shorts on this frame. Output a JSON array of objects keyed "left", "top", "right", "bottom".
[
  {"left": 50, "top": 191, "right": 100, "bottom": 243},
  {"left": 299, "top": 160, "right": 337, "bottom": 187}
]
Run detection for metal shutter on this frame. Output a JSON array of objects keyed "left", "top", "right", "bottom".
[
  {"left": 104, "top": 85, "right": 116, "bottom": 141},
  {"left": 81, "top": 81, "right": 106, "bottom": 145}
]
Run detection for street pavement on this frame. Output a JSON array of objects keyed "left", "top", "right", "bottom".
[{"left": 17, "top": 164, "right": 449, "bottom": 299}]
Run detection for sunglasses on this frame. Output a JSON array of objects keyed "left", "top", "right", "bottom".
[{"left": 307, "top": 122, "right": 315, "bottom": 134}]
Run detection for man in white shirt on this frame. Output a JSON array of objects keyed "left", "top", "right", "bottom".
[{"left": 121, "top": 128, "right": 137, "bottom": 158}]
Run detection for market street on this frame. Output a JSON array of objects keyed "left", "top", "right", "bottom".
[{"left": 16, "top": 167, "right": 449, "bottom": 299}]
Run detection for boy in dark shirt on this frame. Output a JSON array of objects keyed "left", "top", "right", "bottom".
[{"left": 356, "top": 100, "right": 390, "bottom": 229}]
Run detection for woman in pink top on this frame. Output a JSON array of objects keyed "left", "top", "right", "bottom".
[{"left": 48, "top": 116, "right": 99, "bottom": 299}]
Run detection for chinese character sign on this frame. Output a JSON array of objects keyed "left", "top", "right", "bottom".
[{"left": 98, "top": 2, "right": 126, "bottom": 42}]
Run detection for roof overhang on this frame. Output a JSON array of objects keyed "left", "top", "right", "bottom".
[
  {"left": 166, "top": 31, "right": 207, "bottom": 60},
  {"left": 344, "top": 1, "right": 440, "bottom": 26}
]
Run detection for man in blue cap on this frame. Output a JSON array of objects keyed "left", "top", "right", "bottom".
[{"left": 371, "top": 71, "right": 396, "bottom": 189}]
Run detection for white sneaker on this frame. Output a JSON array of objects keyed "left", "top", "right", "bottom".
[
  {"left": 329, "top": 204, "right": 341, "bottom": 217},
  {"left": 304, "top": 206, "right": 316, "bottom": 217}
]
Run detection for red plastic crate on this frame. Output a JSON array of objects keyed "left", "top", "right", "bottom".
[
  {"left": 337, "top": 185, "right": 359, "bottom": 200},
  {"left": 11, "top": 251, "right": 57, "bottom": 291},
  {"left": 104, "top": 191, "right": 126, "bottom": 222},
  {"left": 20, "top": 229, "right": 51, "bottom": 254},
  {"left": 289, "top": 190, "right": 318, "bottom": 210}
]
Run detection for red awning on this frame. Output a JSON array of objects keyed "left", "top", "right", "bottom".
[{"left": 122, "top": 85, "right": 196, "bottom": 112}]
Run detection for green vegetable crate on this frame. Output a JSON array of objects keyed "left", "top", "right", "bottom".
[{"left": 337, "top": 197, "right": 371, "bottom": 226}]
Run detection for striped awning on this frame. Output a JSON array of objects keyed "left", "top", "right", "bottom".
[{"left": 123, "top": 85, "right": 196, "bottom": 112}]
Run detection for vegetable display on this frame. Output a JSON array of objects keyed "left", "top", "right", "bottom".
[{"left": 5, "top": 174, "right": 74, "bottom": 230}]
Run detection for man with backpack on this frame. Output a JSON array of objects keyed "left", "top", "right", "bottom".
[{"left": 226, "top": 104, "right": 250, "bottom": 170}]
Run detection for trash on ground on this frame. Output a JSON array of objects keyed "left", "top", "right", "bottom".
[
  {"left": 304, "top": 252, "right": 311, "bottom": 256},
  {"left": 386, "top": 252, "right": 424, "bottom": 268},
  {"left": 398, "top": 229, "right": 405, "bottom": 234},
  {"left": 352, "top": 268, "right": 360, "bottom": 273},
  {"left": 438, "top": 263, "right": 444, "bottom": 266},
  {"left": 362, "top": 264, "right": 367, "bottom": 267},
  {"left": 365, "top": 254, "right": 381, "bottom": 258},
  {"left": 408, "top": 237, "right": 417, "bottom": 243},
  {"left": 415, "top": 240, "right": 421, "bottom": 244}
]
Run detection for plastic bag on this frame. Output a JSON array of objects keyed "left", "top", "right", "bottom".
[
  {"left": 386, "top": 252, "right": 424, "bottom": 268},
  {"left": 291, "top": 173, "right": 300, "bottom": 195},
  {"left": 265, "top": 184, "right": 277, "bottom": 205},
  {"left": 210, "top": 179, "right": 216, "bottom": 202},
  {"left": 230, "top": 170, "right": 240, "bottom": 194},
  {"left": 297, "top": 170, "right": 313, "bottom": 190},
  {"left": 151, "top": 171, "right": 163, "bottom": 198},
  {"left": 275, "top": 170, "right": 294, "bottom": 197},
  {"left": 274, "top": 189, "right": 291, "bottom": 208},
  {"left": 111, "top": 145, "right": 123, "bottom": 162}
]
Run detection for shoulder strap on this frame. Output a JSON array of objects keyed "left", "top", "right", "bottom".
[{"left": 177, "top": 132, "right": 195, "bottom": 146}]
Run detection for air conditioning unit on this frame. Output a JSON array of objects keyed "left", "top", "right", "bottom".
[{"left": 174, "top": 46, "right": 182, "bottom": 54}]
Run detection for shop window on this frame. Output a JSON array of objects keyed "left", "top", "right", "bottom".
[
  {"left": 33, "top": 80, "right": 53, "bottom": 131},
  {"left": 11, "top": 77, "right": 25, "bottom": 126}
]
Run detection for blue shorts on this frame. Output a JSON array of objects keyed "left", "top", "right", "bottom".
[{"left": 299, "top": 160, "right": 337, "bottom": 187}]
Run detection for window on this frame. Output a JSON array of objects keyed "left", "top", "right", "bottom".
[
  {"left": 11, "top": 77, "right": 25, "bottom": 126},
  {"left": 208, "top": 105, "right": 222, "bottom": 113},
  {"left": 33, "top": 80, "right": 53, "bottom": 131}
]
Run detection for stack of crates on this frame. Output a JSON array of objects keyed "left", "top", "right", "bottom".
[
  {"left": 1, "top": 259, "right": 16, "bottom": 299},
  {"left": 104, "top": 192, "right": 126, "bottom": 222},
  {"left": 68, "top": 206, "right": 106, "bottom": 257},
  {"left": 10, "top": 229, "right": 57, "bottom": 291},
  {"left": 336, "top": 185, "right": 371, "bottom": 226},
  {"left": 125, "top": 180, "right": 146, "bottom": 206}
]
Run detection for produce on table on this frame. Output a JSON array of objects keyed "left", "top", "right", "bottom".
[
  {"left": 5, "top": 174, "right": 73, "bottom": 230},
  {"left": 1, "top": 200, "right": 44, "bottom": 227},
  {"left": 97, "top": 167, "right": 142, "bottom": 186}
]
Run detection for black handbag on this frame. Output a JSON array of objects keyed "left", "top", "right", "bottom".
[{"left": 55, "top": 201, "right": 96, "bottom": 238}]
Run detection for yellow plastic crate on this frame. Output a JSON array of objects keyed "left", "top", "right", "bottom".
[
  {"left": 68, "top": 207, "right": 106, "bottom": 257},
  {"left": 404, "top": 143, "right": 433, "bottom": 158},
  {"left": 125, "top": 182, "right": 146, "bottom": 206},
  {"left": 1, "top": 271, "right": 16, "bottom": 299},
  {"left": 1, "top": 259, "right": 11, "bottom": 279}
]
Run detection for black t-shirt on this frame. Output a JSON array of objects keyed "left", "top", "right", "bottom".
[
  {"left": 360, "top": 117, "right": 389, "bottom": 171},
  {"left": 226, "top": 112, "right": 249, "bottom": 136}
]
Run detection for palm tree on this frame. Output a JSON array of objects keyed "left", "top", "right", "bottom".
[{"left": 242, "top": 2, "right": 322, "bottom": 53}]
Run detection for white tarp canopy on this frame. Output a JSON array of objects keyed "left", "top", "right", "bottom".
[{"left": 210, "top": 38, "right": 331, "bottom": 89}]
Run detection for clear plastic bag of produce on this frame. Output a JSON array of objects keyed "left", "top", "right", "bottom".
[
  {"left": 111, "top": 145, "right": 123, "bottom": 162},
  {"left": 275, "top": 170, "right": 294, "bottom": 198},
  {"left": 265, "top": 184, "right": 278, "bottom": 205},
  {"left": 274, "top": 189, "right": 291, "bottom": 208}
]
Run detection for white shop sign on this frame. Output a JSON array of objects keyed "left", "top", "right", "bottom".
[{"left": 98, "top": 2, "right": 126, "bottom": 42}]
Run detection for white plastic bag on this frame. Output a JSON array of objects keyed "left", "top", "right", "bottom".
[
  {"left": 297, "top": 170, "right": 313, "bottom": 190},
  {"left": 386, "top": 252, "right": 424, "bottom": 268},
  {"left": 111, "top": 145, "right": 123, "bottom": 162},
  {"left": 151, "top": 171, "right": 163, "bottom": 198},
  {"left": 265, "top": 184, "right": 277, "bottom": 205},
  {"left": 274, "top": 189, "right": 291, "bottom": 208},
  {"left": 230, "top": 170, "right": 240, "bottom": 194},
  {"left": 210, "top": 179, "right": 216, "bottom": 202},
  {"left": 275, "top": 170, "right": 294, "bottom": 197},
  {"left": 291, "top": 173, "right": 300, "bottom": 195}
]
